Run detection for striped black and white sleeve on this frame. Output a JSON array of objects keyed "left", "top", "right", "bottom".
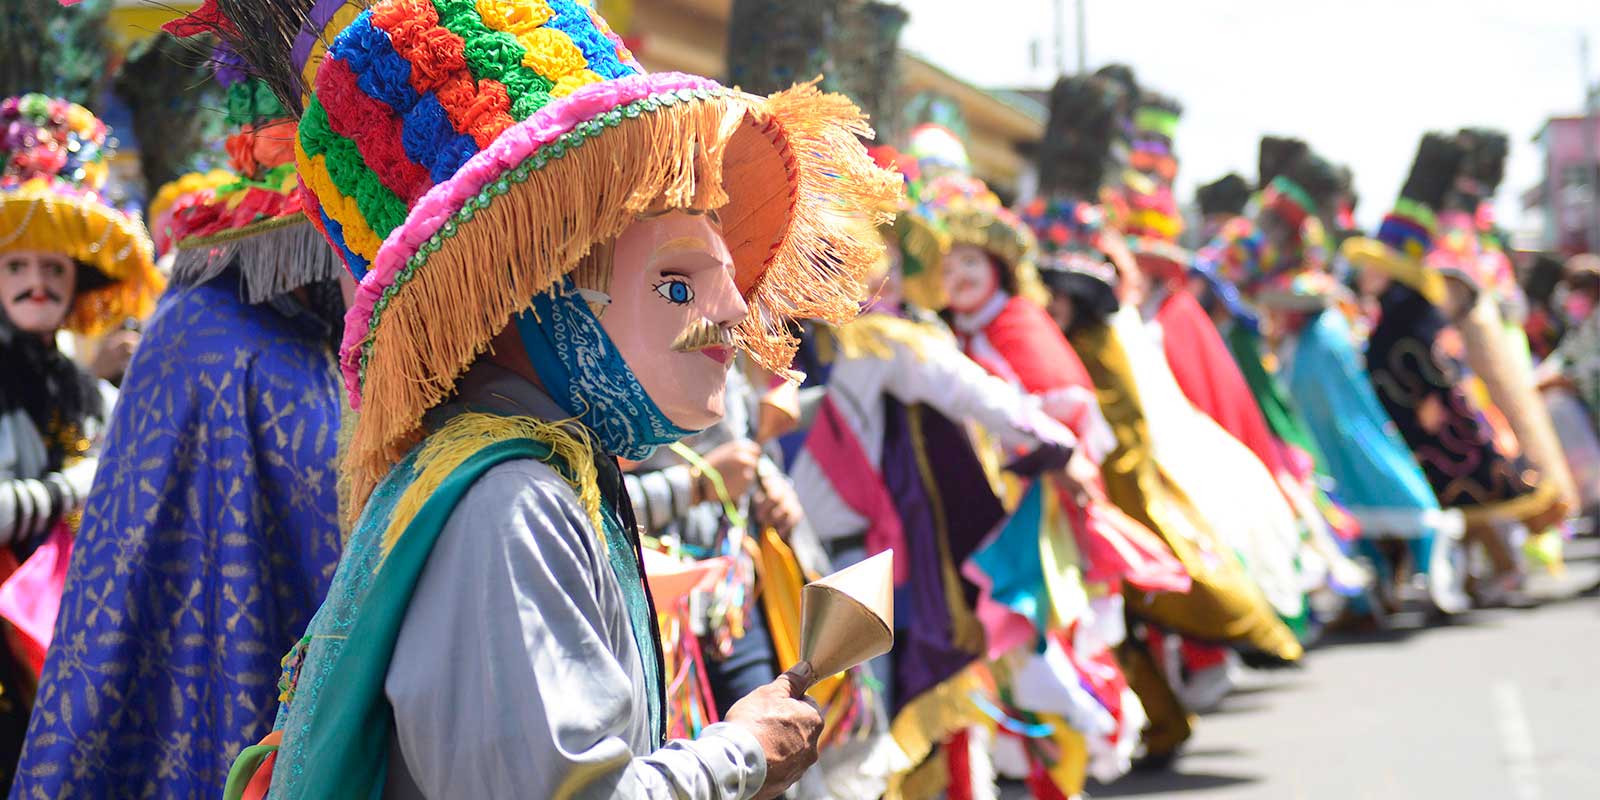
[{"left": 0, "top": 472, "right": 71, "bottom": 546}]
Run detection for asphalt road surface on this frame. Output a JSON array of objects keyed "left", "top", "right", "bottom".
[{"left": 1012, "top": 541, "right": 1600, "bottom": 800}]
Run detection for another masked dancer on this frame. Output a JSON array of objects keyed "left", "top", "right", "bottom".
[
  {"left": 1440, "top": 129, "right": 1579, "bottom": 554},
  {"left": 1344, "top": 133, "right": 1567, "bottom": 607},
  {"left": 213, "top": 0, "right": 901, "bottom": 796},
  {"left": 1109, "top": 89, "right": 1351, "bottom": 633},
  {"left": 13, "top": 18, "right": 351, "bottom": 798},
  {"left": 918, "top": 135, "right": 1197, "bottom": 790},
  {"left": 1217, "top": 139, "right": 1467, "bottom": 618},
  {"left": 0, "top": 94, "right": 163, "bottom": 788},
  {"left": 1541, "top": 254, "right": 1600, "bottom": 513},
  {"left": 1019, "top": 73, "right": 1301, "bottom": 744},
  {"left": 792, "top": 144, "right": 1167, "bottom": 794},
  {"left": 623, "top": 361, "right": 903, "bottom": 800}
]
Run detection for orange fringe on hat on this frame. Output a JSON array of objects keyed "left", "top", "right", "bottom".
[{"left": 345, "top": 82, "right": 900, "bottom": 513}]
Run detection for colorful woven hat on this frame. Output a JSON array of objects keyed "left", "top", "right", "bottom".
[
  {"left": 1128, "top": 93, "right": 1180, "bottom": 183},
  {"left": 1341, "top": 132, "right": 1463, "bottom": 308},
  {"left": 1, "top": 94, "right": 163, "bottom": 335},
  {"left": 160, "top": 11, "right": 347, "bottom": 303},
  {"left": 1203, "top": 209, "right": 1342, "bottom": 315},
  {"left": 869, "top": 144, "right": 949, "bottom": 310},
  {"left": 1192, "top": 215, "right": 1264, "bottom": 324},
  {"left": 147, "top": 169, "right": 235, "bottom": 259},
  {"left": 904, "top": 122, "right": 972, "bottom": 182},
  {"left": 1018, "top": 196, "right": 1123, "bottom": 323},
  {"left": 1420, "top": 211, "right": 1487, "bottom": 308},
  {"left": 1109, "top": 82, "right": 1188, "bottom": 284},
  {"left": 206, "top": 0, "right": 899, "bottom": 502},
  {"left": 1117, "top": 175, "right": 1189, "bottom": 282},
  {"left": 924, "top": 172, "right": 1046, "bottom": 306}
]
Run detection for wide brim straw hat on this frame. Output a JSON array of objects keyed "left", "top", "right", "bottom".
[{"left": 1, "top": 94, "right": 162, "bottom": 335}]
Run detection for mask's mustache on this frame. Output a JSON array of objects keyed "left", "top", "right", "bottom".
[
  {"left": 670, "top": 317, "right": 735, "bottom": 353},
  {"left": 14, "top": 289, "right": 63, "bottom": 304}
]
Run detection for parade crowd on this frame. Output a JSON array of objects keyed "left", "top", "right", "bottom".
[{"left": 3, "top": 1, "right": 1598, "bottom": 799}]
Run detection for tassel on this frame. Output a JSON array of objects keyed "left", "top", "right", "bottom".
[
  {"left": 346, "top": 86, "right": 899, "bottom": 514},
  {"left": 170, "top": 216, "right": 346, "bottom": 303},
  {"left": 377, "top": 412, "right": 601, "bottom": 558}
]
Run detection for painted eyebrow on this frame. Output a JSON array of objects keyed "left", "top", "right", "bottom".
[
  {"left": 647, "top": 238, "right": 733, "bottom": 275},
  {"left": 652, "top": 237, "right": 717, "bottom": 256}
]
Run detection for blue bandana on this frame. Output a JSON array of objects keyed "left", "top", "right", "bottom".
[{"left": 515, "top": 278, "right": 698, "bottom": 460}]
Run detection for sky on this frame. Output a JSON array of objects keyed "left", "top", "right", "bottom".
[{"left": 897, "top": 0, "right": 1600, "bottom": 234}]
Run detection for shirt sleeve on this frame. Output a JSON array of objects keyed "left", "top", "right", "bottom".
[
  {"left": 624, "top": 464, "right": 695, "bottom": 533},
  {"left": 0, "top": 411, "right": 96, "bottom": 546},
  {"left": 386, "top": 460, "right": 767, "bottom": 800},
  {"left": 880, "top": 335, "right": 1079, "bottom": 454}
]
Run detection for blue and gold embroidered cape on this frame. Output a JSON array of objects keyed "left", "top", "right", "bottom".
[{"left": 12, "top": 276, "right": 343, "bottom": 799}]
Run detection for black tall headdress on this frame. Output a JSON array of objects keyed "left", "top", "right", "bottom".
[
  {"left": 1037, "top": 74, "right": 1119, "bottom": 202},
  {"left": 1197, "top": 173, "right": 1250, "bottom": 218}
]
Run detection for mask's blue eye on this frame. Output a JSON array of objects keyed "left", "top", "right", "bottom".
[{"left": 654, "top": 279, "right": 694, "bottom": 305}]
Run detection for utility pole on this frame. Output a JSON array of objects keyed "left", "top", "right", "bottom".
[
  {"left": 1583, "top": 34, "right": 1600, "bottom": 253},
  {"left": 1076, "top": 0, "right": 1087, "bottom": 73},
  {"left": 1052, "top": 0, "right": 1066, "bottom": 75},
  {"left": 1052, "top": 0, "right": 1086, "bottom": 76}
]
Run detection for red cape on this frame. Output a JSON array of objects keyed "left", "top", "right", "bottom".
[{"left": 1157, "top": 290, "right": 1290, "bottom": 480}]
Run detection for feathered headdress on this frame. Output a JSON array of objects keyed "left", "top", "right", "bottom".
[
  {"left": 155, "top": 2, "right": 345, "bottom": 303},
  {"left": 1036, "top": 74, "right": 1119, "bottom": 203}
]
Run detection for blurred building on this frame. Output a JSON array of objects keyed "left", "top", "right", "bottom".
[
  {"left": 105, "top": 1, "right": 1044, "bottom": 197},
  {"left": 1525, "top": 114, "right": 1600, "bottom": 256},
  {"left": 601, "top": 0, "right": 1045, "bottom": 199}
]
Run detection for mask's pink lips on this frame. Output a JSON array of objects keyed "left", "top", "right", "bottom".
[{"left": 701, "top": 346, "right": 731, "bottom": 365}]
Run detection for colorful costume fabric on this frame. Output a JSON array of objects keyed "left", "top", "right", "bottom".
[
  {"left": 1346, "top": 136, "right": 1563, "bottom": 533},
  {"left": 0, "top": 94, "right": 161, "bottom": 790},
  {"left": 205, "top": 0, "right": 898, "bottom": 795},
  {"left": 14, "top": 277, "right": 342, "bottom": 798},
  {"left": 1215, "top": 141, "right": 1453, "bottom": 584},
  {"left": 1280, "top": 309, "right": 1451, "bottom": 557},
  {"left": 1365, "top": 284, "right": 1561, "bottom": 529},
  {"left": 788, "top": 311, "right": 1072, "bottom": 711},
  {"left": 1067, "top": 319, "right": 1300, "bottom": 660},
  {"left": 13, "top": 33, "right": 350, "bottom": 794},
  {"left": 1114, "top": 304, "right": 1307, "bottom": 620},
  {"left": 1017, "top": 73, "right": 1296, "bottom": 765}
]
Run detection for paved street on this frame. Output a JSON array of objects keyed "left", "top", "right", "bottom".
[{"left": 1016, "top": 543, "right": 1600, "bottom": 800}]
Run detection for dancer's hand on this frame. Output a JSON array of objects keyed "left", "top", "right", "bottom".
[
  {"left": 696, "top": 440, "right": 761, "bottom": 502},
  {"left": 91, "top": 327, "right": 140, "bottom": 383},
  {"left": 1058, "top": 447, "right": 1098, "bottom": 506},
  {"left": 755, "top": 478, "right": 805, "bottom": 539},
  {"left": 724, "top": 662, "right": 823, "bottom": 799}
]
